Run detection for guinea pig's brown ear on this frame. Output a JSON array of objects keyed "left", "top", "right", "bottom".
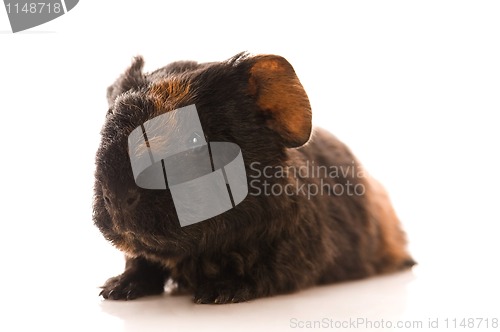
[
  {"left": 247, "top": 55, "right": 312, "bottom": 148},
  {"left": 107, "top": 56, "right": 146, "bottom": 107}
]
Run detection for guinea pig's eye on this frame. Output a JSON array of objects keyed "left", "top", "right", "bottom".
[{"left": 188, "top": 132, "right": 203, "bottom": 147}]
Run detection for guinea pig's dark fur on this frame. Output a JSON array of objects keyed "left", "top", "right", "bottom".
[{"left": 93, "top": 52, "right": 415, "bottom": 304}]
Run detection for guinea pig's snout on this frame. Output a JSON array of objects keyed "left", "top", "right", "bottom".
[{"left": 102, "top": 187, "right": 141, "bottom": 214}]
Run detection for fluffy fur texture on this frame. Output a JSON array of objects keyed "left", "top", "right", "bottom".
[{"left": 93, "top": 53, "right": 414, "bottom": 304}]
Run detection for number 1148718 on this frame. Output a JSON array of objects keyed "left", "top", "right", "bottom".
[{"left": 5, "top": 2, "right": 62, "bottom": 14}]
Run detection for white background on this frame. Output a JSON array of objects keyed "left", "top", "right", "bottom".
[{"left": 1, "top": 1, "right": 499, "bottom": 331}]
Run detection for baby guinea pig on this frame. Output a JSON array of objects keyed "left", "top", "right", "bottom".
[{"left": 93, "top": 52, "right": 415, "bottom": 304}]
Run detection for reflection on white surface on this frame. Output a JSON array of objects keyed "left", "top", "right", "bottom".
[
  {"left": 1, "top": 1, "right": 500, "bottom": 331},
  {"left": 97, "top": 272, "right": 415, "bottom": 332},
  {"left": 3, "top": 258, "right": 499, "bottom": 331}
]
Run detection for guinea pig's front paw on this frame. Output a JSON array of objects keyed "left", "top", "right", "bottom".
[
  {"left": 193, "top": 281, "right": 257, "bottom": 304},
  {"left": 100, "top": 257, "right": 170, "bottom": 300},
  {"left": 99, "top": 273, "right": 165, "bottom": 300}
]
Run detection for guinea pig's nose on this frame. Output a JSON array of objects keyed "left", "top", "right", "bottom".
[{"left": 122, "top": 190, "right": 141, "bottom": 211}]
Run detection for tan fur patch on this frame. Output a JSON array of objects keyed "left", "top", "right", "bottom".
[
  {"left": 365, "top": 176, "right": 413, "bottom": 272},
  {"left": 248, "top": 56, "right": 311, "bottom": 146},
  {"left": 148, "top": 78, "right": 192, "bottom": 116}
]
